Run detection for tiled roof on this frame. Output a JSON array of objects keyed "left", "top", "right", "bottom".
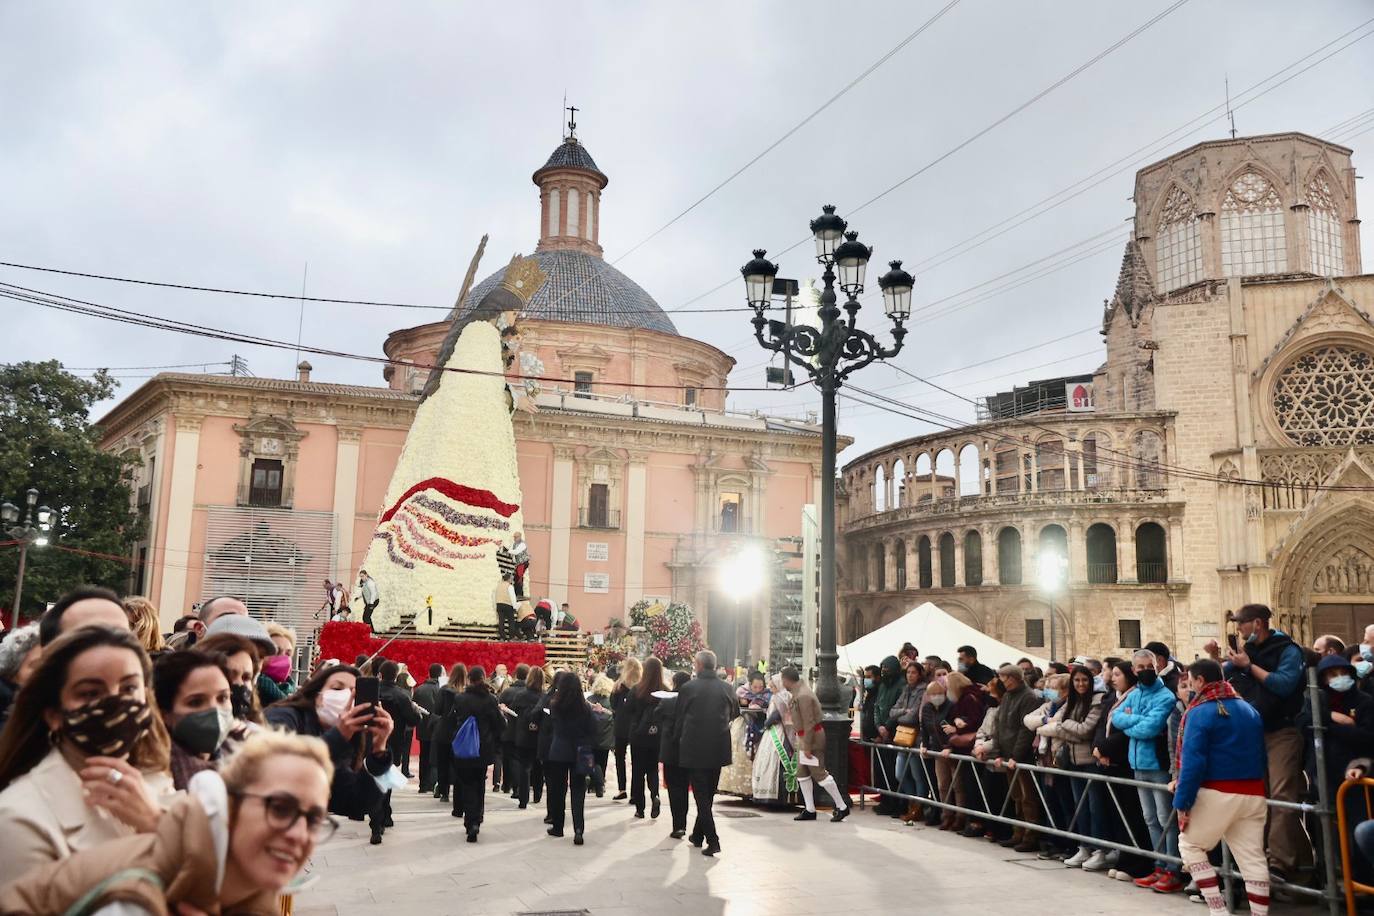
[
  {"left": 150, "top": 373, "right": 417, "bottom": 400},
  {"left": 450, "top": 249, "right": 678, "bottom": 335},
  {"left": 535, "top": 139, "right": 605, "bottom": 180}
]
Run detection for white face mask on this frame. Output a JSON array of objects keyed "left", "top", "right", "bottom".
[
  {"left": 317, "top": 687, "right": 353, "bottom": 728},
  {"left": 928, "top": 694, "right": 947, "bottom": 707}
]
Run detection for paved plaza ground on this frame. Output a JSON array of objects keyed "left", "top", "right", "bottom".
[{"left": 292, "top": 776, "right": 1224, "bottom": 916}]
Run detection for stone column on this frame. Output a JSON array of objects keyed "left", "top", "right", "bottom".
[
  {"left": 550, "top": 445, "right": 576, "bottom": 605},
  {"left": 1168, "top": 518, "right": 1185, "bottom": 583},
  {"left": 1068, "top": 521, "right": 1087, "bottom": 585},
  {"left": 1119, "top": 519, "right": 1137, "bottom": 584},
  {"left": 985, "top": 524, "right": 1001, "bottom": 586},
  {"left": 623, "top": 451, "right": 649, "bottom": 607},
  {"left": 158, "top": 414, "right": 202, "bottom": 621},
  {"left": 953, "top": 536, "right": 965, "bottom": 588},
  {"left": 332, "top": 427, "right": 362, "bottom": 582}
]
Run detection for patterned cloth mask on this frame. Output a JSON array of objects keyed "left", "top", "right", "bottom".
[{"left": 60, "top": 695, "right": 154, "bottom": 759}]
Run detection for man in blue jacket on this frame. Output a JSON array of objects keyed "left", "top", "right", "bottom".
[
  {"left": 1222, "top": 603, "right": 1306, "bottom": 883},
  {"left": 1173, "top": 659, "right": 1269, "bottom": 916},
  {"left": 1111, "top": 647, "right": 1185, "bottom": 893}
]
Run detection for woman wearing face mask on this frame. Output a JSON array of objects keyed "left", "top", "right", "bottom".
[
  {"left": 153, "top": 649, "right": 236, "bottom": 790},
  {"left": 936, "top": 671, "right": 983, "bottom": 833},
  {"left": 1090, "top": 662, "right": 1156, "bottom": 882},
  {"left": 910, "top": 678, "right": 951, "bottom": 826},
  {"left": 1022, "top": 673, "right": 1074, "bottom": 858},
  {"left": 0, "top": 626, "right": 174, "bottom": 888},
  {"left": 264, "top": 663, "right": 395, "bottom": 846},
  {"left": 1304, "top": 655, "right": 1374, "bottom": 837},
  {"left": 0, "top": 730, "right": 336, "bottom": 915},
  {"left": 1038, "top": 665, "right": 1106, "bottom": 869},
  {"left": 198, "top": 633, "right": 264, "bottom": 728},
  {"left": 257, "top": 622, "right": 298, "bottom": 706}
]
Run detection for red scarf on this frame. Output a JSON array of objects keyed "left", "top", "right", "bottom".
[{"left": 1175, "top": 679, "right": 1238, "bottom": 769}]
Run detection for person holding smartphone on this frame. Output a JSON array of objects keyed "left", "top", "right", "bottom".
[{"left": 265, "top": 663, "right": 395, "bottom": 846}]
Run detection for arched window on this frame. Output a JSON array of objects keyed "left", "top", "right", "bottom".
[
  {"left": 894, "top": 539, "right": 907, "bottom": 590},
  {"left": 1134, "top": 430, "right": 1164, "bottom": 489},
  {"left": 1156, "top": 185, "right": 1202, "bottom": 293},
  {"left": 1036, "top": 438, "right": 1065, "bottom": 491},
  {"left": 1136, "top": 522, "right": 1167, "bottom": 583},
  {"left": 998, "top": 527, "right": 1022, "bottom": 586},
  {"left": 959, "top": 444, "right": 981, "bottom": 496},
  {"left": 963, "top": 530, "right": 983, "bottom": 586},
  {"left": 939, "top": 532, "right": 956, "bottom": 588},
  {"left": 1082, "top": 432, "right": 1107, "bottom": 489},
  {"left": 1307, "top": 172, "right": 1345, "bottom": 277},
  {"left": 1087, "top": 523, "right": 1118, "bottom": 584},
  {"left": 917, "top": 536, "right": 933, "bottom": 589},
  {"left": 874, "top": 465, "right": 887, "bottom": 512},
  {"left": 935, "top": 449, "right": 956, "bottom": 500},
  {"left": 914, "top": 453, "right": 933, "bottom": 503},
  {"left": 1039, "top": 524, "right": 1068, "bottom": 571},
  {"left": 873, "top": 542, "right": 886, "bottom": 591},
  {"left": 1221, "top": 171, "right": 1286, "bottom": 276},
  {"left": 892, "top": 458, "right": 906, "bottom": 508}
]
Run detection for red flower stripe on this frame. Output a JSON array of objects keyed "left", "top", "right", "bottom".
[
  {"left": 317, "top": 621, "right": 545, "bottom": 674},
  {"left": 394, "top": 511, "right": 472, "bottom": 559},
  {"left": 380, "top": 477, "right": 519, "bottom": 524},
  {"left": 400, "top": 504, "right": 498, "bottom": 548},
  {"left": 372, "top": 531, "right": 415, "bottom": 569},
  {"left": 412, "top": 494, "right": 510, "bottom": 532}
]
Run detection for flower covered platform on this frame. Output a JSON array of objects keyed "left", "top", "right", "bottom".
[{"left": 316, "top": 621, "right": 572, "bottom": 674}]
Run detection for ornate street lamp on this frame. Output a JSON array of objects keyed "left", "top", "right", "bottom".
[
  {"left": 741, "top": 204, "right": 908, "bottom": 792},
  {"left": 2, "top": 488, "right": 54, "bottom": 623}
]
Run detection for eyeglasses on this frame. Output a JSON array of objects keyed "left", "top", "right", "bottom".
[{"left": 233, "top": 791, "right": 338, "bottom": 841}]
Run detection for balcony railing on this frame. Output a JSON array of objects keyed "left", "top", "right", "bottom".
[
  {"left": 846, "top": 486, "right": 1169, "bottom": 530},
  {"left": 1087, "top": 562, "right": 1118, "bottom": 584},
  {"left": 712, "top": 516, "right": 754, "bottom": 535},
  {"left": 578, "top": 508, "right": 621, "bottom": 530},
  {"left": 1136, "top": 561, "right": 1167, "bottom": 584}
]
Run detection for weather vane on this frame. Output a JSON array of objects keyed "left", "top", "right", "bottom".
[{"left": 566, "top": 102, "right": 579, "bottom": 141}]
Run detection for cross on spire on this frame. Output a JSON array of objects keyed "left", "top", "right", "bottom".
[{"left": 566, "top": 103, "right": 579, "bottom": 141}]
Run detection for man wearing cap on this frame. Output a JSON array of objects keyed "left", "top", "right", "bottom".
[{"left": 1223, "top": 603, "right": 1307, "bottom": 885}]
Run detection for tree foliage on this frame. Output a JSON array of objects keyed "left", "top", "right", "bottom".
[{"left": 0, "top": 361, "right": 143, "bottom": 621}]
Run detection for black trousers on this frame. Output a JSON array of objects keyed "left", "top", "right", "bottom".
[
  {"left": 435, "top": 743, "right": 452, "bottom": 797},
  {"left": 630, "top": 743, "right": 660, "bottom": 811},
  {"left": 512, "top": 747, "right": 534, "bottom": 806},
  {"left": 491, "top": 754, "right": 503, "bottom": 789},
  {"left": 453, "top": 765, "right": 486, "bottom": 832},
  {"left": 544, "top": 761, "right": 586, "bottom": 834},
  {"left": 689, "top": 766, "right": 721, "bottom": 844},
  {"left": 664, "top": 762, "right": 691, "bottom": 832},
  {"left": 496, "top": 603, "right": 517, "bottom": 641},
  {"left": 531, "top": 757, "right": 544, "bottom": 803},
  {"left": 362, "top": 600, "right": 379, "bottom": 627},
  {"left": 593, "top": 747, "right": 610, "bottom": 791},
  {"left": 614, "top": 737, "right": 629, "bottom": 792},
  {"left": 501, "top": 741, "right": 518, "bottom": 792},
  {"left": 397, "top": 727, "right": 413, "bottom": 775},
  {"left": 418, "top": 739, "right": 433, "bottom": 790}
]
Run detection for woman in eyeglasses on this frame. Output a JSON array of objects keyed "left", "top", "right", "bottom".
[{"left": 0, "top": 730, "right": 337, "bottom": 914}]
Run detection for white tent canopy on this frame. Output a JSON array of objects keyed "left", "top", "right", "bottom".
[{"left": 838, "top": 602, "right": 1050, "bottom": 673}]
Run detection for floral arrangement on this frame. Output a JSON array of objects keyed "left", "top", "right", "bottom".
[
  {"left": 628, "top": 598, "right": 705, "bottom": 668},
  {"left": 317, "top": 621, "right": 544, "bottom": 674},
  {"left": 587, "top": 639, "right": 628, "bottom": 672}
]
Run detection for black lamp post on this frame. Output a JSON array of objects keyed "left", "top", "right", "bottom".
[
  {"left": 741, "top": 204, "right": 911, "bottom": 792},
  {"left": 2, "top": 489, "right": 54, "bottom": 624}
]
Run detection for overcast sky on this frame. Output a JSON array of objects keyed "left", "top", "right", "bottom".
[{"left": 3, "top": 1, "right": 1372, "bottom": 462}]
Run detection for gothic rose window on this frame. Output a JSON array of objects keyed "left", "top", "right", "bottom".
[{"left": 1273, "top": 345, "right": 1374, "bottom": 447}]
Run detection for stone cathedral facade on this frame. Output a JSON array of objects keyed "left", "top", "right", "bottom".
[{"left": 839, "top": 131, "right": 1370, "bottom": 660}]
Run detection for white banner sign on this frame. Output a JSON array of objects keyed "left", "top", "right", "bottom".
[
  {"left": 583, "top": 573, "right": 610, "bottom": 594},
  {"left": 1066, "top": 381, "right": 1095, "bottom": 412}
]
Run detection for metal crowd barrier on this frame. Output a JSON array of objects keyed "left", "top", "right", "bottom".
[
  {"left": 851, "top": 669, "right": 1347, "bottom": 916},
  {"left": 1337, "top": 777, "right": 1374, "bottom": 914}
]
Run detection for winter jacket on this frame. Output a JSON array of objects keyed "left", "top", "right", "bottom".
[
  {"left": 990, "top": 683, "right": 1040, "bottom": 762},
  {"left": 1224, "top": 630, "right": 1306, "bottom": 731},
  {"left": 610, "top": 683, "right": 635, "bottom": 742},
  {"left": 1040, "top": 692, "right": 1106, "bottom": 766},
  {"left": 886, "top": 681, "right": 927, "bottom": 729},
  {"left": 589, "top": 693, "right": 616, "bottom": 750},
  {"left": 671, "top": 670, "right": 740, "bottom": 769},
  {"left": 946, "top": 690, "right": 986, "bottom": 748},
  {"left": 1300, "top": 685, "right": 1374, "bottom": 790},
  {"left": 0, "top": 772, "right": 277, "bottom": 916},
  {"left": 872, "top": 656, "right": 904, "bottom": 728},
  {"left": 655, "top": 693, "right": 683, "bottom": 766},
  {"left": 918, "top": 698, "right": 953, "bottom": 751},
  {"left": 1023, "top": 700, "right": 1066, "bottom": 763},
  {"left": 263, "top": 704, "right": 388, "bottom": 820},
  {"left": 380, "top": 681, "right": 421, "bottom": 763},
  {"left": 623, "top": 691, "right": 663, "bottom": 748},
  {"left": 535, "top": 691, "right": 557, "bottom": 760},
  {"left": 1172, "top": 693, "right": 1265, "bottom": 811},
  {"left": 414, "top": 677, "right": 444, "bottom": 740},
  {"left": 500, "top": 683, "right": 536, "bottom": 745},
  {"left": 1092, "top": 691, "right": 1132, "bottom": 768},
  {"left": 448, "top": 684, "right": 505, "bottom": 768},
  {"left": 973, "top": 703, "right": 999, "bottom": 755},
  {"left": 547, "top": 701, "right": 596, "bottom": 765},
  {"left": 1110, "top": 678, "right": 1179, "bottom": 772}
]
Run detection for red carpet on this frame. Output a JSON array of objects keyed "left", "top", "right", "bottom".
[{"left": 317, "top": 621, "right": 546, "bottom": 676}]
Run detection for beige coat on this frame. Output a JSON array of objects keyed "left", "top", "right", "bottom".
[
  {"left": 790, "top": 682, "right": 825, "bottom": 758},
  {"left": 0, "top": 747, "right": 176, "bottom": 889}
]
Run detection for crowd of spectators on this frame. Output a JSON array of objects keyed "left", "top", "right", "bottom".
[{"left": 857, "top": 604, "right": 1374, "bottom": 911}]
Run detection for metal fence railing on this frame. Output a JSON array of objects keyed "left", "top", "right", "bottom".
[{"left": 851, "top": 669, "right": 1346, "bottom": 915}]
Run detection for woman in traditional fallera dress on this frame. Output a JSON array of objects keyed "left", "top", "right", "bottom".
[{"left": 752, "top": 673, "right": 797, "bottom": 803}]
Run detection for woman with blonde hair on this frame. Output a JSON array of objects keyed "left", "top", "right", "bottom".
[
  {"left": 260, "top": 621, "right": 298, "bottom": 702},
  {"left": 123, "top": 595, "right": 166, "bottom": 655},
  {"left": 608, "top": 657, "right": 642, "bottom": 800}
]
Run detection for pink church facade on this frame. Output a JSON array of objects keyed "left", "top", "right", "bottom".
[{"left": 97, "top": 130, "right": 830, "bottom": 668}]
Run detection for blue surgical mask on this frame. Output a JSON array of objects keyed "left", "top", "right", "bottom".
[
  {"left": 1330, "top": 675, "right": 1356, "bottom": 693},
  {"left": 1092, "top": 676, "right": 1106, "bottom": 693},
  {"left": 863, "top": 678, "right": 874, "bottom": 689},
  {"left": 1362, "top": 645, "right": 1374, "bottom": 662},
  {"left": 1357, "top": 660, "right": 1373, "bottom": 679},
  {"left": 1041, "top": 688, "right": 1060, "bottom": 703}
]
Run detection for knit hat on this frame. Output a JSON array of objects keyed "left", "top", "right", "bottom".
[
  {"left": 1317, "top": 654, "right": 1356, "bottom": 677},
  {"left": 205, "top": 613, "right": 276, "bottom": 657}
]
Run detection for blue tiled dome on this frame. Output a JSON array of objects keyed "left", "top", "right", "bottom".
[
  {"left": 451, "top": 249, "right": 678, "bottom": 335},
  {"left": 533, "top": 139, "right": 606, "bottom": 184}
]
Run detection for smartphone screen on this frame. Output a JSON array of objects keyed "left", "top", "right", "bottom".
[
  {"left": 355, "top": 676, "right": 380, "bottom": 716},
  {"left": 1226, "top": 633, "right": 1239, "bottom": 654}
]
